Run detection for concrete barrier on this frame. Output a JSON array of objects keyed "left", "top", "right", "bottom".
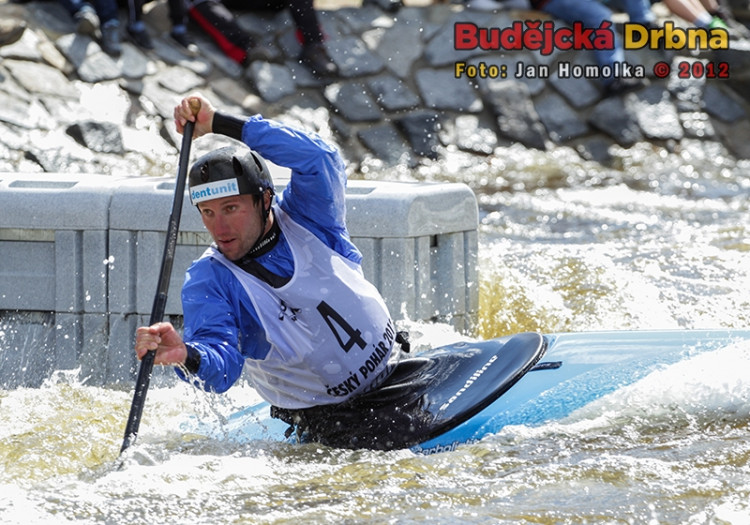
[
  {"left": 0, "top": 173, "right": 116, "bottom": 387},
  {"left": 0, "top": 170, "right": 478, "bottom": 388}
]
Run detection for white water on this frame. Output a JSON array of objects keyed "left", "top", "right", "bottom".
[
  {"left": 2, "top": 140, "right": 750, "bottom": 523},
  {"left": 2, "top": 338, "right": 750, "bottom": 524}
]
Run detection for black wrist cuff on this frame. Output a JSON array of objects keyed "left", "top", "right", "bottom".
[
  {"left": 184, "top": 344, "right": 201, "bottom": 374},
  {"left": 212, "top": 112, "right": 245, "bottom": 141}
]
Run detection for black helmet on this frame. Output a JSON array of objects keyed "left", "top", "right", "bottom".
[{"left": 188, "top": 145, "right": 274, "bottom": 205}]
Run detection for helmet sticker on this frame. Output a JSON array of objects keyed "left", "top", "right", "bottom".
[{"left": 190, "top": 179, "right": 241, "bottom": 205}]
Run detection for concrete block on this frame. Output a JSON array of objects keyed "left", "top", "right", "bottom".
[
  {"left": 54, "top": 229, "right": 109, "bottom": 313},
  {"left": 0, "top": 311, "right": 111, "bottom": 388},
  {"left": 1, "top": 170, "right": 479, "bottom": 387},
  {"left": 345, "top": 180, "right": 478, "bottom": 238},
  {"left": 72, "top": 313, "right": 110, "bottom": 386},
  {"left": 0, "top": 173, "right": 116, "bottom": 314},
  {"left": 107, "top": 313, "right": 140, "bottom": 385},
  {"left": 0, "top": 237, "right": 56, "bottom": 311},
  {"left": 354, "top": 228, "right": 478, "bottom": 332},
  {"left": 108, "top": 176, "right": 211, "bottom": 317},
  {"left": 0, "top": 311, "right": 55, "bottom": 388},
  {"left": 347, "top": 180, "right": 479, "bottom": 332},
  {"left": 108, "top": 176, "right": 478, "bottom": 325}
]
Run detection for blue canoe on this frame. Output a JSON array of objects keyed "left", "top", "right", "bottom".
[{"left": 185, "top": 329, "right": 750, "bottom": 454}]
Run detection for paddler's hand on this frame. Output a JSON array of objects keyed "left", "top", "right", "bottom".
[
  {"left": 174, "top": 93, "right": 215, "bottom": 139},
  {"left": 135, "top": 321, "right": 188, "bottom": 366}
]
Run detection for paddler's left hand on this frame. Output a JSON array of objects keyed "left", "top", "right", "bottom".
[{"left": 134, "top": 321, "right": 188, "bottom": 366}]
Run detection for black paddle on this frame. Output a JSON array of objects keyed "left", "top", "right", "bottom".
[{"left": 120, "top": 100, "right": 200, "bottom": 455}]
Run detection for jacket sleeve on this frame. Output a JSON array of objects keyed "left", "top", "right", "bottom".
[
  {"left": 240, "top": 115, "right": 362, "bottom": 264},
  {"left": 175, "top": 257, "right": 260, "bottom": 393}
]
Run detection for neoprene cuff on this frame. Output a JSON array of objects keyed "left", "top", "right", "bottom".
[
  {"left": 212, "top": 111, "right": 245, "bottom": 141},
  {"left": 183, "top": 344, "right": 202, "bottom": 374}
]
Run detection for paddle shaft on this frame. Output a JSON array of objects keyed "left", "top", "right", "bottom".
[{"left": 120, "top": 108, "right": 198, "bottom": 455}]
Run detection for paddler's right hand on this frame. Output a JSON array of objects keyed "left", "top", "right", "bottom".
[{"left": 174, "top": 93, "right": 215, "bottom": 139}]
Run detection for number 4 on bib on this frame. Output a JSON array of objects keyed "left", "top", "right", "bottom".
[{"left": 317, "top": 300, "right": 367, "bottom": 353}]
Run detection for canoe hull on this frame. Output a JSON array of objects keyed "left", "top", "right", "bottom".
[
  {"left": 185, "top": 329, "right": 750, "bottom": 454},
  {"left": 414, "top": 329, "right": 750, "bottom": 453}
]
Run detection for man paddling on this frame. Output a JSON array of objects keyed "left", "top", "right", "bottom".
[{"left": 134, "top": 94, "right": 408, "bottom": 447}]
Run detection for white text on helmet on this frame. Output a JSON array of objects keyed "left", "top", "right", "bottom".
[{"left": 190, "top": 180, "right": 240, "bottom": 205}]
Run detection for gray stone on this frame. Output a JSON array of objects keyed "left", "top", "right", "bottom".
[
  {"left": 0, "top": 91, "right": 52, "bottom": 130},
  {"left": 24, "top": 133, "right": 95, "bottom": 173},
  {"left": 550, "top": 70, "right": 601, "bottom": 109},
  {"left": 317, "top": 11, "right": 353, "bottom": 47},
  {"left": 327, "top": 35, "right": 385, "bottom": 78},
  {"left": 726, "top": 77, "right": 750, "bottom": 106},
  {"left": 423, "top": 3, "right": 459, "bottom": 32},
  {"left": 237, "top": 10, "right": 288, "bottom": 36},
  {"left": 58, "top": 39, "right": 149, "bottom": 84},
  {"left": 26, "top": 1, "right": 73, "bottom": 34},
  {"left": 192, "top": 37, "right": 244, "bottom": 79},
  {"left": 361, "top": 18, "right": 423, "bottom": 79},
  {"left": 474, "top": 52, "right": 547, "bottom": 96},
  {"left": 714, "top": 37, "right": 750, "bottom": 74},
  {"left": 117, "top": 45, "right": 154, "bottom": 80},
  {"left": 141, "top": 76, "right": 186, "bottom": 119},
  {"left": 0, "top": 118, "right": 33, "bottom": 151},
  {"left": 152, "top": 40, "right": 214, "bottom": 77},
  {"left": 1, "top": 0, "right": 750, "bottom": 179},
  {"left": 667, "top": 58, "right": 705, "bottom": 112},
  {"left": 486, "top": 80, "right": 547, "bottom": 150},
  {"left": 535, "top": 91, "right": 589, "bottom": 143},
  {"left": 56, "top": 33, "right": 101, "bottom": 70},
  {"left": 247, "top": 62, "right": 296, "bottom": 103},
  {"left": 424, "top": 9, "right": 511, "bottom": 68},
  {"left": 588, "top": 96, "right": 643, "bottom": 147},
  {"left": 286, "top": 59, "right": 328, "bottom": 89},
  {"left": 626, "top": 86, "right": 684, "bottom": 140},
  {"left": 575, "top": 136, "right": 615, "bottom": 165},
  {"left": 324, "top": 82, "right": 382, "bottom": 121},
  {"left": 0, "top": 125, "right": 40, "bottom": 172},
  {"left": 702, "top": 83, "right": 747, "bottom": 123},
  {"left": 334, "top": 5, "right": 390, "bottom": 33},
  {"left": 415, "top": 68, "right": 483, "bottom": 112},
  {"left": 627, "top": 46, "right": 669, "bottom": 78},
  {"left": 155, "top": 66, "right": 205, "bottom": 94},
  {"left": 3, "top": 58, "right": 79, "bottom": 99},
  {"left": 714, "top": 118, "right": 750, "bottom": 158},
  {"left": 357, "top": 122, "right": 414, "bottom": 166},
  {"left": 423, "top": 18, "right": 471, "bottom": 68},
  {"left": 0, "top": 63, "right": 33, "bottom": 102},
  {"left": 277, "top": 27, "right": 304, "bottom": 60},
  {"left": 367, "top": 74, "right": 420, "bottom": 111},
  {"left": 329, "top": 115, "right": 353, "bottom": 141},
  {"left": 396, "top": 110, "right": 441, "bottom": 159},
  {"left": 361, "top": 0, "right": 402, "bottom": 14},
  {"left": 77, "top": 51, "right": 127, "bottom": 83},
  {"left": 38, "top": 41, "right": 73, "bottom": 75},
  {"left": 212, "top": 77, "right": 263, "bottom": 111},
  {"left": 0, "top": 24, "right": 43, "bottom": 62},
  {"left": 278, "top": 91, "right": 330, "bottom": 117},
  {"left": 66, "top": 121, "right": 125, "bottom": 154}
]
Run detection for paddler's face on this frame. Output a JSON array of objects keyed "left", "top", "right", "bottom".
[{"left": 197, "top": 192, "right": 270, "bottom": 261}]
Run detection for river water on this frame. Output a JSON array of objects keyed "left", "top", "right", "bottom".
[{"left": 2, "top": 139, "right": 749, "bottom": 524}]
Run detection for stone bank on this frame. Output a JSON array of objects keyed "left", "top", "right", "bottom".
[{"left": 1, "top": 0, "right": 750, "bottom": 178}]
